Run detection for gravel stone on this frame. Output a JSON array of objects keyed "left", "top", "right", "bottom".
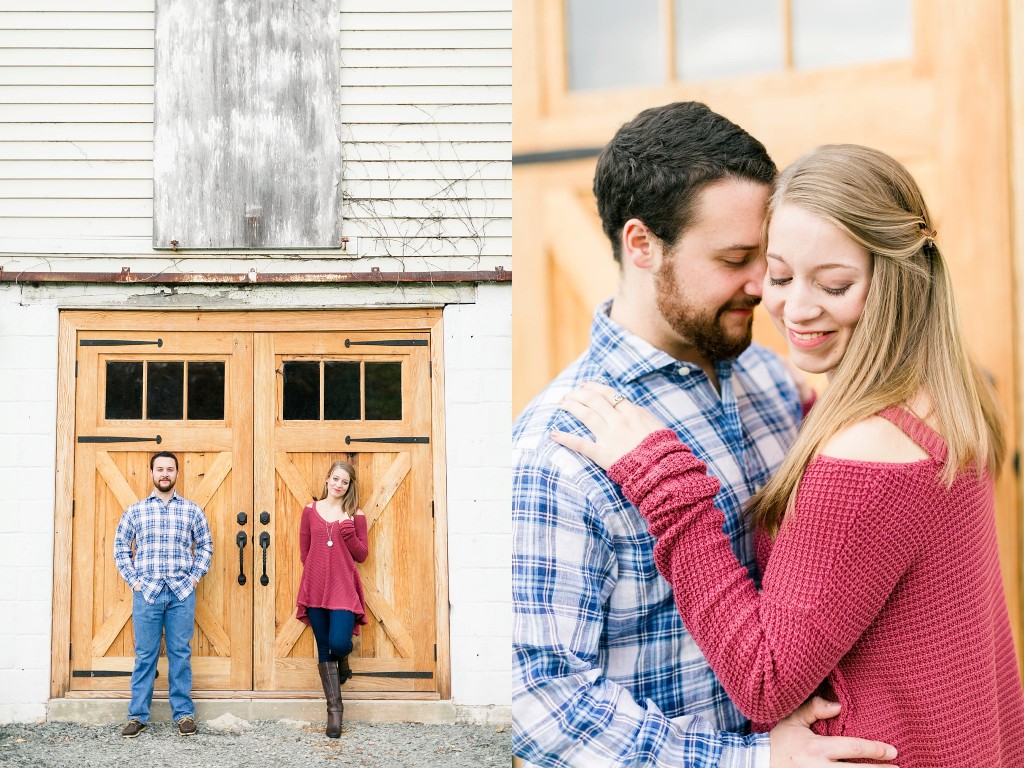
[{"left": 0, "top": 720, "right": 512, "bottom": 767}]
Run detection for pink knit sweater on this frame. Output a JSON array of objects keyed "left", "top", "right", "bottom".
[
  {"left": 295, "top": 502, "right": 369, "bottom": 632},
  {"left": 609, "top": 407, "right": 1024, "bottom": 767}
]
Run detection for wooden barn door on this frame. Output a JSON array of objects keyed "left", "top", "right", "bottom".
[
  {"left": 69, "top": 330, "right": 254, "bottom": 691},
  {"left": 253, "top": 331, "right": 437, "bottom": 693},
  {"left": 514, "top": 0, "right": 1022, "bottom": 651}
]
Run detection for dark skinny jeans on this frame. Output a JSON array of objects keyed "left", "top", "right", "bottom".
[{"left": 305, "top": 607, "right": 356, "bottom": 663}]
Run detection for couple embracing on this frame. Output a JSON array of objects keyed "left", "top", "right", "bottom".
[{"left": 512, "top": 102, "right": 1024, "bottom": 767}]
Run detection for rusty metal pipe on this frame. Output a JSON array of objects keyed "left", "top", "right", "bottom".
[{"left": 0, "top": 266, "right": 511, "bottom": 285}]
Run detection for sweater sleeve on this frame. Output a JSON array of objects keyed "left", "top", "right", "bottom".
[
  {"left": 609, "top": 429, "right": 921, "bottom": 723},
  {"left": 340, "top": 515, "right": 369, "bottom": 563},
  {"left": 299, "top": 506, "right": 311, "bottom": 563}
]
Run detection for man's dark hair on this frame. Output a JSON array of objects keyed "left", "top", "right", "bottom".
[
  {"left": 593, "top": 101, "right": 777, "bottom": 263},
  {"left": 150, "top": 451, "right": 178, "bottom": 471}
]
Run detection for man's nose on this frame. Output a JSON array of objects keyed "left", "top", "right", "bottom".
[{"left": 743, "top": 257, "right": 766, "bottom": 297}]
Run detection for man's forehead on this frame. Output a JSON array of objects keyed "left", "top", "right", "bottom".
[{"left": 153, "top": 460, "right": 176, "bottom": 470}]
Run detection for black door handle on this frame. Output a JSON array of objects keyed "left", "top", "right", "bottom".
[
  {"left": 236, "top": 531, "right": 247, "bottom": 585},
  {"left": 259, "top": 531, "right": 270, "bottom": 586}
]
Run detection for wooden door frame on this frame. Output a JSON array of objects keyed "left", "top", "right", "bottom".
[{"left": 51, "top": 309, "right": 451, "bottom": 700}]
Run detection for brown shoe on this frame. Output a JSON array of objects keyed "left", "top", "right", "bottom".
[
  {"left": 121, "top": 719, "right": 147, "bottom": 738},
  {"left": 176, "top": 715, "right": 197, "bottom": 736}
]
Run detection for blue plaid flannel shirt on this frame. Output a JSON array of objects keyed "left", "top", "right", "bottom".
[
  {"left": 114, "top": 490, "right": 213, "bottom": 604},
  {"left": 513, "top": 301, "right": 802, "bottom": 768}
]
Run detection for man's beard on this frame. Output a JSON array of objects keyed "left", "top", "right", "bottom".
[
  {"left": 156, "top": 478, "right": 175, "bottom": 492},
  {"left": 654, "top": 258, "right": 758, "bottom": 361}
]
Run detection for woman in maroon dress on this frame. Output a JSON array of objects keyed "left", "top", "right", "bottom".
[{"left": 296, "top": 460, "right": 369, "bottom": 737}]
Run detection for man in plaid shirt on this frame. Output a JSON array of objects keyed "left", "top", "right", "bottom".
[
  {"left": 114, "top": 450, "right": 213, "bottom": 738},
  {"left": 512, "top": 103, "right": 897, "bottom": 767}
]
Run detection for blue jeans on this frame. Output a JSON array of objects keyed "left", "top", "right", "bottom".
[
  {"left": 305, "top": 608, "right": 356, "bottom": 663},
  {"left": 128, "top": 584, "right": 196, "bottom": 723}
]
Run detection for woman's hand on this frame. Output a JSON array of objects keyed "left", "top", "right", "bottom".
[{"left": 552, "top": 381, "right": 668, "bottom": 470}]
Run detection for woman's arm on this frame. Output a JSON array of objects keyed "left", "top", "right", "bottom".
[
  {"left": 299, "top": 505, "right": 311, "bottom": 563},
  {"left": 611, "top": 430, "right": 919, "bottom": 722},
  {"left": 341, "top": 512, "right": 368, "bottom": 562}
]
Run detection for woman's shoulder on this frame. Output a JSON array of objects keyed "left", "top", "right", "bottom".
[
  {"left": 302, "top": 501, "right": 317, "bottom": 514},
  {"left": 816, "top": 416, "right": 929, "bottom": 465}
]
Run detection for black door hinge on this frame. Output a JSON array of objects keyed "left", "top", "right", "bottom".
[
  {"left": 433, "top": 644, "right": 437, "bottom": 661},
  {"left": 75, "top": 360, "right": 78, "bottom": 377}
]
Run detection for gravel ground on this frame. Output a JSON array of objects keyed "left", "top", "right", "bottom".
[{"left": 0, "top": 716, "right": 511, "bottom": 768}]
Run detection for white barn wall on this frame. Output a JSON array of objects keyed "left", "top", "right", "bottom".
[
  {"left": 0, "top": 0, "right": 511, "bottom": 721},
  {"left": 0, "top": 0, "right": 511, "bottom": 265},
  {"left": 0, "top": 291, "right": 59, "bottom": 723},
  {"left": 442, "top": 283, "right": 511, "bottom": 706}
]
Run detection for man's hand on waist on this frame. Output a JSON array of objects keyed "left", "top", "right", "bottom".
[{"left": 769, "top": 697, "right": 897, "bottom": 767}]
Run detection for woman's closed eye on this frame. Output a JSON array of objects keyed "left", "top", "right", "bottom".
[{"left": 767, "top": 274, "right": 791, "bottom": 286}]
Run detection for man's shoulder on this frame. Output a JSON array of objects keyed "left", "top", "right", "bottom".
[
  {"left": 174, "top": 495, "right": 205, "bottom": 515},
  {"left": 735, "top": 343, "right": 798, "bottom": 398},
  {"left": 513, "top": 351, "right": 609, "bottom": 451}
]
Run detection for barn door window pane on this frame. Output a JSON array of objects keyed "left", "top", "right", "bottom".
[
  {"left": 105, "top": 361, "right": 143, "bottom": 420},
  {"left": 364, "top": 362, "right": 402, "bottom": 421},
  {"left": 283, "top": 362, "right": 320, "bottom": 420},
  {"left": 324, "top": 362, "right": 361, "bottom": 421},
  {"left": 147, "top": 361, "right": 184, "bottom": 420},
  {"left": 566, "top": 0, "right": 664, "bottom": 91},
  {"left": 187, "top": 362, "right": 225, "bottom": 420},
  {"left": 675, "top": 0, "right": 783, "bottom": 80},
  {"left": 792, "top": 0, "right": 912, "bottom": 69}
]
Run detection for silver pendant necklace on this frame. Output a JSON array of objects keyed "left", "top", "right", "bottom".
[{"left": 325, "top": 518, "right": 335, "bottom": 547}]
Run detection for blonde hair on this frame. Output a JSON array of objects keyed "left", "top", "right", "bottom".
[
  {"left": 319, "top": 460, "right": 359, "bottom": 516},
  {"left": 751, "top": 144, "right": 1004, "bottom": 536}
]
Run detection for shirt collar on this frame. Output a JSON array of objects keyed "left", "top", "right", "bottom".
[
  {"left": 590, "top": 299, "right": 736, "bottom": 384},
  {"left": 147, "top": 489, "right": 181, "bottom": 504}
]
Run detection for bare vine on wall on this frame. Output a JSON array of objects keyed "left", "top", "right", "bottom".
[{"left": 337, "top": 129, "right": 505, "bottom": 266}]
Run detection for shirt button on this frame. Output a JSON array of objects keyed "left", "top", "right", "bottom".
[{"left": 678, "top": 366, "right": 691, "bottom": 376}]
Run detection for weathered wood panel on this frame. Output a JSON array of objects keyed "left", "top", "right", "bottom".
[{"left": 152, "top": 0, "right": 341, "bottom": 249}]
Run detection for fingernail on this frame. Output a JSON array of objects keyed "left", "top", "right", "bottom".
[{"left": 885, "top": 747, "right": 898, "bottom": 759}]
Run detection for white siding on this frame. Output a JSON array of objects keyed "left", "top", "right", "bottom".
[{"left": 0, "top": 0, "right": 512, "bottom": 265}]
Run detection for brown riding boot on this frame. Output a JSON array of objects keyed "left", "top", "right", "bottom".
[
  {"left": 317, "top": 661, "right": 344, "bottom": 738},
  {"left": 337, "top": 654, "right": 353, "bottom": 686}
]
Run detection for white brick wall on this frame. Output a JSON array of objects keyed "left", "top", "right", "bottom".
[
  {"left": 0, "top": 285, "right": 58, "bottom": 722},
  {"left": 443, "top": 283, "right": 511, "bottom": 707}
]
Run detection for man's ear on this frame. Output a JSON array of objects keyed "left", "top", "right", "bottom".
[{"left": 622, "top": 218, "right": 658, "bottom": 270}]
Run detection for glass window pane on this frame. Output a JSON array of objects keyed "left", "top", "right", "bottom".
[
  {"left": 675, "top": 0, "right": 784, "bottom": 80},
  {"left": 364, "top": 362, "right": 402, "bottom": 421},
  {"left": 566, "top": 0, "right": 665, "bottom": 91},
  {"left": 283, "top": 361, "right": 320, "bottom": 420},
  {"left": 187, "top": 362, "right": 225, "bottom": 420},
  {"left": 792, "top": 0, "right": 912, "bottom": 70},
  {"left": 146, "top": 361, "right": 184, "bottom": 420},
  {"left": 324, "top": 361, "right": 360, "bottom": 421},
  {"left": 105, "top": 361, "right": 143, "bottom": 420}
]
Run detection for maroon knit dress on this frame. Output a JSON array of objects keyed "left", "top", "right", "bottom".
[
  {"left": 609, "top": 407, "right": 1024, "bottom": 767},
  {"left": 295, "top": 501, "right": 369, "bottom": 633}
]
